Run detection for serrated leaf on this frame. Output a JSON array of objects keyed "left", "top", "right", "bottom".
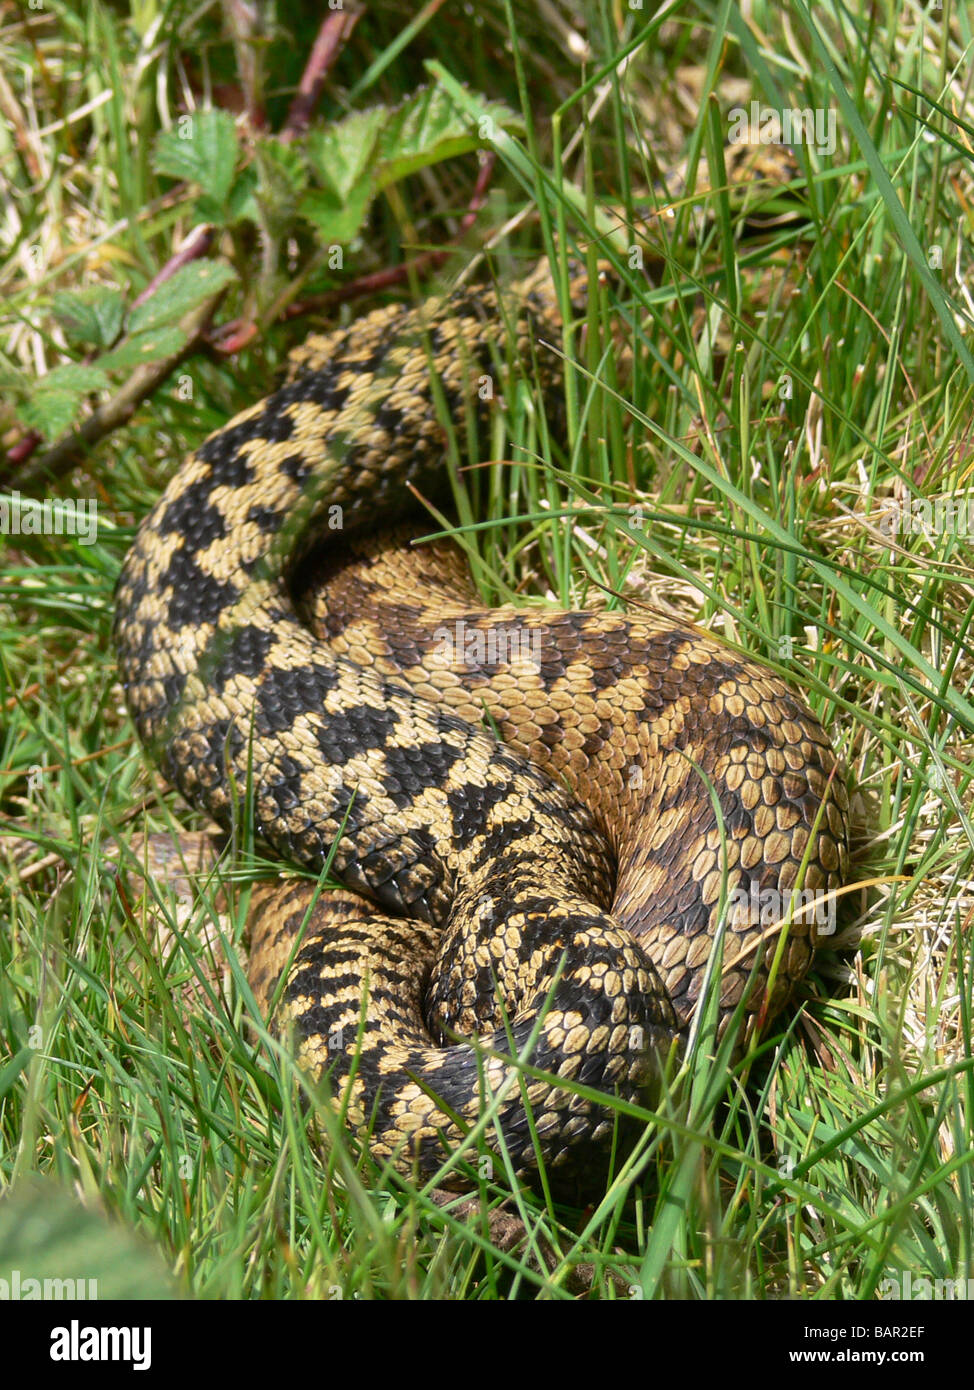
[
  {"left": 97, "top": 326, "right": 188, "bottom": 371},
  {"left": 195, "top": 192, "right": 230, "bottom": 222},
  {"left": 0, "top": 1179, "right": 179, "bottom": 1300},
  {"left": 256, "top": 138, "right": 309, "bottom": 199},
  {"left": 254, "top": 140, "right": 308, "bottom": 237},
  {"left": 298, "top": 182, "right": 374, "bottom": 244},
  {"left": 18, "top": 389, "right": 83, "bottom": 439},
  {"left": 301, "top": 110, "right": 386, "bottom": 242},
  {"left": 128, "top": 261, "right": 237, "bottom": 335},
  {"left": 154, "top": 109, "right": 239, "bottom": 214},
  {"left": 51, "top": 287, "right": 125, "bottom": 348},
  {"left": 299, "top": 89, "right": 522, "bottom": 247},
  {"left": 307, "top": 109, "right": 386, "bottom": 203},
  {"left": 374, "top": 86, "right": 521, "bottom": 188},
  {"left": 225, "top": 167, "right": 259, "bottom": 225},
  {"left": 41, "top": 364, "right": 111, "bottom": 393}
]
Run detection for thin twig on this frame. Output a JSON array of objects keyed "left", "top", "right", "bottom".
[
  {"left": 3, "top": 227, "right": 217, "bottom": 479},
  {"left": 282, "top": 8, "right": 362, "bottom": 140},
  {"left": 221, "top": 0, "right": 266, "bottom": 131},
  {"left": 10, "top": 294, "right": 226, "bottom": 490},
  {"left": 131, "top": 225, "right": 215, "bottom": 310}
]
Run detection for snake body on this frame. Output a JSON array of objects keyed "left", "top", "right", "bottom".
[{"left": 114, "top": 263, "right": 849, "bottom": 1191}]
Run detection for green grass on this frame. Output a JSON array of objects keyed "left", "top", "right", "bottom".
[{"left": 1, "top": 0, "right": 973, "bottom": 1300}]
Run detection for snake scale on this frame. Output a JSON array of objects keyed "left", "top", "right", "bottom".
[{"left": 114, "top": 260, "right": 849, "bottom": 1194}]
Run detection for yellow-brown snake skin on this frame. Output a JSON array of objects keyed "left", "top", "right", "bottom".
[{"left": 114, "top": 262, "right": 849, "bottom": 1194}]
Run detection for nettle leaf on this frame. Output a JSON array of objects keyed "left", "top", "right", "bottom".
[
  {"left": 226, "top": 166, "right": 259, "bottom": 225},
  {"left": 97, "top": 326, "right": 188, "bottom": 371},
  {"left": 18, "top": 389, "right": 84, "bottom": 439},
  {"left": 299, "top": 111, "right": 383, "bottom": 242},
  {"left": 128, "top": 260, "right": 238, "bottom": 335},
  {"left": 299, "top": 88, "right": 520, "bottom": 246},
  {"left": 256, "top": 138, "right": 308, "bottom": 206},
  {"left": 374, "top": 85, "right": 521, "bottom": 189},
  {"left": 252, "top": 141, "right": 308, "bottom": 239},
  {"left": 195, "top": 191, "right": 230, "bottom": 223},
  {"left": 52, "top": 286, "right": 125, "bottom": 348},
  {"left": 298, "top": 183, "right": 374, "bottom": 245},
  {"left": 16, "top": 363, "right": 113, "bottom": 439},
  {"left": 307, "top": 109, "right": 386, "bottom": 203},
  {"left": 154, "top": 108, "right": 239, "bottom": 215}
]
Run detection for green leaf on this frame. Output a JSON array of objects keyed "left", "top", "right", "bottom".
[
  {"left": 40, "top": 364, "right": 111, "bottom": 394},
  {"left": 300, "top": 112, "right": 382, "bottom": 241},
  {"left": 225, "top": 166, "right": 259, "bottom": 224},
  {"left": 307, "top": 109, "right": 386, "bottom": 204},
  {"left": 374, "top": 85, "right": 521, "bottom": 189},
  {"left": 0, "top": 1179, "right": 179, "bottom": 1300},
  {"left": 153, "top": 109, "right": 239, "bottom": 216},
  {"left": 128, "top": 260, "right": 237, "bottom": 335},
  {"left": 298, "top": 88, "right": 520, "bottom": 246},
  {"left": 298, "top": 182, "right": 375, "bottom": 245},
  {"left": 51, "top": 287, "right": 125, "bottom": 348},
  {"left": 17, "top": 389, "right": 83, "bottom": 439},
  {"left": 254, "top": 139, "right": 308, "bottom": 236},
  {"left": 0, "top": 1047, "right": 32, "bottom": 1096},
  {"left": 97, "top": 326, "right": 188, "bottom": 371},
  {"left": 195, "top": 192, "right": 230, "bottom": 223}
]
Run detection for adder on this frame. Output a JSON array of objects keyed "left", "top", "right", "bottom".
[{"left": 114, "top": 257, "right": 849, "bottom": 1193}]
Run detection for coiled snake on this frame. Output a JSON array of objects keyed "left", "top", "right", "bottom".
[{"left": 114, "top": 261, "right": 849, "bottom": 1193}]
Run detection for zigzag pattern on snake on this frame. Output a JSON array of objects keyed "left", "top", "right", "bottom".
[{"left": 114, "top": 260, "right": 849, "bottom": 1192}]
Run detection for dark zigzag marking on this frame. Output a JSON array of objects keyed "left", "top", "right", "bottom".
[
  {"left": 254, "top": 660, "right": 341, "bottom": 734},
  {"left": 157, "top": 545, "right": 238, "bottom": 628},
  {"left": 377, "top": 739, "right": 465, "bottom": 811},
  {"left": 157, "top": 486, "right": 227, "bottom": 545},
  {"left": 247, "top": 502, "right": 284, "bottom": 532},
  {"left": 442, "top": 742, "right": 530, "bottom": 843},
  {"left": 285, "top": 959, "right": 425, "bottom": 1003},
  {"left": 196, "top": 393, "right": 299, "bottom": 475},
  {"left": 311, "top": 701, "right": 401, "bottom": 764},
  {"left": 209, "top": 625, "right": 277, "bottom": 694}
]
